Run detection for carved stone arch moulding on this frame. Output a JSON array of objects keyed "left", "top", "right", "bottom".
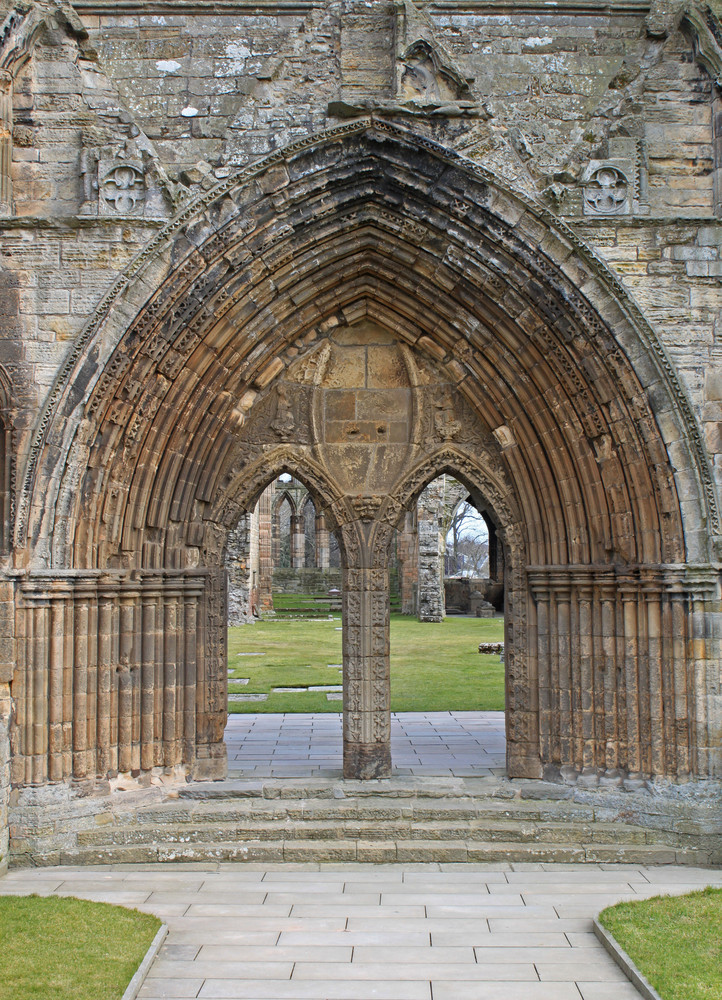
[
  {"left": 0, "top": 363, "right": 14, "bottom": 556},
  {"left": 8, "top": 120, "right": 720, "bottom": 789},
  {"left": 273, "top": 491, "right": 297, "bottom": 517},
  {"left": 212, "top": 446, "right": 344, "bottom": 537},
  {"left": 18, "top": 120, "right": 714, "bottom": 564}
]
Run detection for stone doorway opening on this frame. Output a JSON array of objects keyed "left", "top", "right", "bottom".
[
  {"left": 224, "top": 463, "right": 510, "bottom": 778},
  {"left": 224, "top": 467, "right": 345, "bottom": 774},
  {"left": 387, "top": 465, "right": 513, "bottom": 779},
  {"left": 389, "top": 472, "right": 508, "bottom": 776}
]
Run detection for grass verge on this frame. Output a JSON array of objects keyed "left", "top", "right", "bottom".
[
  {"left": 228, "top": 611, "right": 505, "bottom": 712},
  {"left": 0, "top": 894, "right": 161, "bottom": 1000},
  {"left": 599, "top": 887, "right": 722, "bottom": 1000}
]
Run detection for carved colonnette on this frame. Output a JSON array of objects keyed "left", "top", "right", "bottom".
[
  {"left": 527, "top": 565, "right": 716, "bottom": 781},
  {"left": 9, "top": 570, "right": 226, "bottom": 787}
]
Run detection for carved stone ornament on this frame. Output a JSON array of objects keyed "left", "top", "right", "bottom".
[
  {"left": 351, "top": 495, "right": 384, "bottom": 520},
  {"left": 433, "top": 390, "right": 463, "bottom": 441},
  {"left": 582, "top": 164, "right": 630, "bottom": 216},
  {"left": 100, "top": 161, "right": 146, "bottom": 214},
  {"left": 270, "top": 383, "right": 295, "bottom": 439},
  {"left": 329, "top": 0, "right": 487, "bottom": 120},
  {"left": 399, "top": 41, "right": 466, "bottom": 107}
]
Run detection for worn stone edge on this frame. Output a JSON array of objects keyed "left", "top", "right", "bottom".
[
  {"left": 121, "top": 923, "right": 168, "bottom": 1000},
  {"left": 592, "top": 918, "right": 663, "bottom": 1000}
]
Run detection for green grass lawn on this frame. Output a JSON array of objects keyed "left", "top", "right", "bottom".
[
  {"left": 228, "top": 611, "right": 505, "bottom": 712},
  {"left": 0, "top": 894, "right": 161, "bottom": 1000},
  {"left": 269, "top": 592, "right": 336, "bottom": 613},
  {"left": 599, "top": 887, "right": 722, "bottom": 1000}
]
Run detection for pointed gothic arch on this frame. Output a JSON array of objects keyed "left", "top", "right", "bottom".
[{"left": 8, "top": 121, "right": 720, "bottom": 787}]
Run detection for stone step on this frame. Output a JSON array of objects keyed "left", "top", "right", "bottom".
[
  {"left": 85, "top": 793, "right": 698, "bottom": 854},
  {"left": 74, "top": 815, "right": 669, "bottom": 849},
  {"left": 177, "top": 779, "right": 513, "bottom": 801},
  {"left": 130, "top": 795, "right": 600, "bottom": 825},
  {"left": 11, "top": 775, "right": 720, "bottom": 869},
  {"left": 55, "top": 838, "right": 694, "bottom": 867}
]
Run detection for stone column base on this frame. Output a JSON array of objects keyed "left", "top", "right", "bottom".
[
  {"left": 191, "top": 743, "right": 228, "bottom": 781},
  {"left": 507, "top": 746, "right": 543, "bottom": 779},
  {"left": 343, "top": 741, "right": 392, "bottom": 779}
]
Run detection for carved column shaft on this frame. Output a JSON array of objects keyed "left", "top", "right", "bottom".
[
  {"left": 73, "top": 591, "right": 90, "bottom": 778},
  {"left": 163, "top": 586, "right": 180, "bottom": 766},
  {"left": 619, "top": 582, "right": 641, "bottom": 775},
  {"left": 9, "top": 596, "right": 27, "bottom": 785},
  {"left": 47, "top": 595, "right": 63, "bottom": 782},
  {"left": 118, "top": 590, "right": 138, "bottom": 773},
  {"left": 598, "top": 581, "right": 619, "bottom": 771},
  {"left": 533, "top": 588, "right": 551, "bottom": 762},
  {"left": 11, "top": 572, "right": 217, "bottom": 784},
  {"left": 668, "top": 591, "right": 690, "bottom": 775},
  {"left": 141, "top": 584, "right": 160, "bottom": 771},
  {"left": 0, "top": 71, "right": 12, "bottom": 216},
  {"left": 555, "top": 583, "right": 572, "bottom": 766},
  {"left": 527, "top": 566, "right": 702, "bottom": 779},
  {"left": 685, "top": 573, "right": 719, "bottom": 777},
  {"left": 643, "top": 579, "right": 664, "bottom": 776},
  {"left": 31, "top": 601, "right": 49, "bottom": 785},
  {"left": 96, "top": 584, "right": 115, "bottom": 777},
  {"left": 192, "top": 566, "right": 227, "bottom": 779},
  {"left": 341, "top": 523, "right": 391, "bottom": 779},
  {"left": 575, "top": 580, "right": 594, "bottom": 771}
]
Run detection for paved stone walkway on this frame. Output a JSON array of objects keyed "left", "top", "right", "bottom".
[
  {"left": 2, "top": 862, "right": 721, "bottom": 998},
  {"left": 226, "top": 711, "right": 506, "bottom": 777}
]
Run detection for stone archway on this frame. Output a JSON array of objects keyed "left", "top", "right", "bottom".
[{"left": 10, "top": 121, "right": 720, "bottom": 789}]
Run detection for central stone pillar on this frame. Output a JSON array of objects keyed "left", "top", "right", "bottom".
[{"left": 340, "top": 522, "right": 391, "bottom": 779}]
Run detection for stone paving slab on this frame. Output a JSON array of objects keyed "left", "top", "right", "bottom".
[
  {"left": 225, "top": 711, "right": 506, "bottom": 777},
  {"left": 2, "top": 862, "right": 722, "bottom": 999}
]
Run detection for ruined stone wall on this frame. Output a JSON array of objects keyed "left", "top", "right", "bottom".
[
  {"left": 396, "top": 511, "right": 418, "bottom": 615},
  {"left": 416, "top": 480, "right": 446, "bottom": 622},
  {"left": 1, "top": 0, "right": 722, "bottom": 848},
  {"left": 417, "top": 512, "right": 444, "bottom": 622},
  {"left": 578, "top": 219, "right": 722, "bottom": 479},
  {"left": 226, "top": 514, "right": 254, "bottom": 626},
  {"left": 272, "top": 567, "right": 342, "bottom": 593}
]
